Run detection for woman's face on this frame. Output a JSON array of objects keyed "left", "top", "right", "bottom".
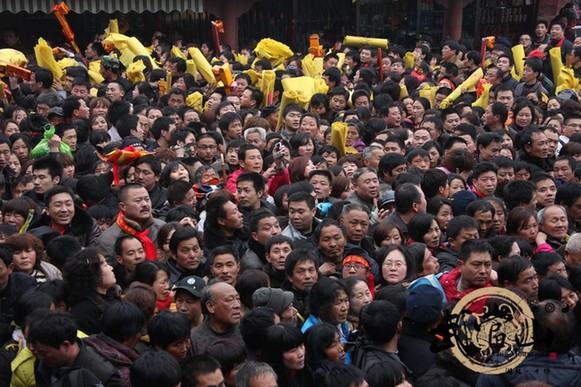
[
  {"left": 412, "top": 100, "right": 426, "bottom": 121},
  {"left": 518, "top": 216, "right": 538, "bottom": 244},
  {"left": 382, "top": 250, "right": 408, "bottom": 285},
  {"left": 63, "top": 164, "right": 75, "bottom": 178},
  {"left": 328, "top": 289, "right": 349, "bottom": 324},
  {"left": 303, "top": 160, "right": 314, "bottom": 179},
  {"left": 561, "top": 288, "right": 579, "bottom": 309},
  {"left": 346, "top": 126, "right": 360, "bottom": 147},
  {"left": 162, "top": 229, "right": 176, "bottom": 253},
  {"left": 436, "top": 204, "right": 453, "bottom": 232},
  {"left": 4, "top": 122, "right": 19, "bottom": 137},
  {"left": 92, "top": 103, "right": 109, "bottom": 117},
  {"left": 12, "top": 139, "right": 29, "bottom": 161},
  {"left": 381, "top": 228, "right": 403, "bottom": 246},
  {"left": 547, "top": 98, "right": 561, "bottom": 111},
  {"left": 349, "top": 281, "right": 372, "bottom": 316},
  {"left": 13, "top": 110, "right": 27, "bottom": 125},
  {"left": 427, "top": 146, "right": 440, "bottom": 168},
  {"left": 448, "top": 178, "right": 465, "bottom": 197},
  {"left": 99, "top": 255, "right": 116, "bottom": 290},
  {"left": 8, "top": 153, "right": 21, "bottom": 175},
  {"left": 173, "top": 77, "right": 187, "bottom": 91},
  {"left": 342, "top": 162, "right": 358, "bottom": 179},
  {"left": 169, "top": 164, "right": 190, "bottom": 182},
  {"left": 92, "top": 115, "right": 109, "bottom": 130},
  {"left": 283, "top": 344, "right": 306, "bottom": 371},
  {"left": 13, "top": 247, "right": 37, "bottom": 274},
  {"left": 125, "top": 166, "right": 136, "bottom": 184},
  {"left": 321, "top": 151, "right": 338, "bottom": 166},
  {"left": 94, "top": 162, "right": 109, "bottom": 176},
  {"left": 4, "top": 211, "right": 25, "bottom": 229},
  {"left": 402, "top": 98, "right": 414, "bottom": 116},
  {"left": 324, "top": 333, "right": 346, "bottom": 363},
  {"left": 490, "top": 201, "right": 506, "bottom": 233},
  {"left": 515, "top": 107, "right": 533, "bottom": 128},
  {"left": 153, "top": 269, "right": 170, "bottom": 301},
  {"left": 501, "top": 133, "right": 513, "bottom": 149},
  {"left": 422, "top": 248, "right": 440, "bottom": 276},
  {"left": 423, "top": 220, "right": 442, "bottom": 249},
  {"left": 298, "top": 140, "right": 315, "bottom": 157}
]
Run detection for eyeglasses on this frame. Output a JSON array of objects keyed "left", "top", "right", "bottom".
[
  {"left": 343, "top": 263, "right": 367, "bottom": 271},
  {"left": 383, "top": 261, "right": 406, "bottom": 269},
  {"left": 197, "top": 145, "right": 217, "bottom": 150}
]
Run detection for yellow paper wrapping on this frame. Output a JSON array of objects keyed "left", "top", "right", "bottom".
[
  {"left": 103, "top": 33, "right": 158, "bottom": 69},
  {"left": 186, "top": 91, "right": 203, "bottom": 110},
  {"left": 343, "top": 36, "right": 388, "bottom": 49},
  {"left": 189, "top": 47, "right": 215, "bottom": 85},
  {"left": 403, "top": 52, "right": 415, "bottom": 69},
  {"left": 281, "top": 76, "right": 317, "bottom": 99},
  {"left": 419, "top": 85, "right": 438, "bottom": 108},
  {"left": 276, "top": 90, "right": 310, "bottom": 129},
  {"left": 57, "top": 57, "right": 78, "bottom": 70},
  {"left": 0, "top": 49, "right": 27, "bottom": 66},
  {"left": 337, "top": 53, "right": 346, "bottom": 74},
  {"left": 511, "top": 44, "right": 525, "bottom": 79},
  {"left": 550, "top": 47, "right": 563, "bottom": 87},
  {"left": 126, "top": 60, "right": 146, "bottom": 84},
  {"left": 105, "top": 19, "right": 119, "bottom": 36},
  {"left": 234, "top": 52, "right": 248, "bottom": 66},
  {"left": 399, "top": 84, "right": 409, "bottom": 99},
  {"left": 314, "top": 78, "right": 329, "bottom": 94},
  {"left": 214, "top": 63, "right": 233, "bottom": 93},
  {"left": 556, "top": 67, "right": 580, "bottom": 94},
  {"left": 439, "top": 68, "right": 483, "bottom": 109},
  {"left": 302, "top": 54, "right": 316, "bottom": 78},
  {"left": 34, "top": 38, "right": 63, "bottom": 81},
  {"left": 254, "top": 38, "right": 293, "bottom": 68},
  {"left": 259, "top": 70, "right": 276, "bottom": 107},
  {"left": 244, "top": 69, "right": 260, "bottom": 85},
  {"left": 171, "top": 45, "right": 187, "bottom": 60},
  {"left": 331, "top": 121, "right": 358, "bottom": 157},
  {"left": 313, "top": 58, "right": 324, "bottom": 77},
  {"left": 186, "top": 59, "right": 197, "bottom": 78},
  {"left": 88, "top": 69, "right": 104, "bottom": 85},
  {"left": 472, "top": 82, "right": 492, "bottom": 109}
]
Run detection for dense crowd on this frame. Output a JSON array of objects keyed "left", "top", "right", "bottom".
[{"left": 0, "top": 4, "right": 580, "bottom": 387}]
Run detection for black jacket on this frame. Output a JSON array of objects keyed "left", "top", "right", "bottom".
[{"left": 29, "top": 205, "right": 101, "bottom": 247}]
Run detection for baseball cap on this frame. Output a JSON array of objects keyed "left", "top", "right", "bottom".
[
  {"left": 173, "top": 275, "right": 206, "bottom": 298},
  {"left": 406, "top": 284, "right": 443, "bottom": 325}
]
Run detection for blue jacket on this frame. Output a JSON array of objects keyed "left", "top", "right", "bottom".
[{"left": 301, "top": 315, "right": 351, "bottom": 364}]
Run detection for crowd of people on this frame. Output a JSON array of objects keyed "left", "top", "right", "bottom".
[{"left": 0, "top": 4, "right": 580, "bottom": 387}]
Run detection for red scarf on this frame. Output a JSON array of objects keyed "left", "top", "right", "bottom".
[
  {"left": 156, "top": 297, "right": 172, "bottom": 312},
  {"left": 116, "top": 213, "right": 157, "bottom": 260}
]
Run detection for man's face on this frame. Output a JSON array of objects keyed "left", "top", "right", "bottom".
[
  {"left": 288, "top": 200, "right": 315, "bottom": 232},
  {"left": 196, "top": 137, "right": 218, "bottom": 162},
  {"left": 29, "top": 342, "right": 70, "bottom": 368},
  {"left": 525, "top": 132, "right": 549, "bottom": 159},
  {"left": 544, "top": 129, "right": 559, "bottom": 157},
  {"left": 473, "top": 171, "right": 497, "bottom": 197},
  {"left": 496, "top": 57, "right": 511, "bottom": 74},
  {"left": 496, "top": 90, "right": 514, "bottom": 109},
  {"left": 47, "top": 192, "right": 75, "bottom": 228},
  {"left": 225, "top": 119, "right": 243, "bottom": 139},
  {"left": 210, "top": 253, "right": 240, "bottom": 286},
  {"left": 458, "top": 251, "right": 492, "bottom": 288},
  {"left": 168, "top": 93, "right": 185, "bottom": 108},
  {"left": 218, "top": 201, "right": 244, "bottom": 231},
  {"left": 0, "top": 143, "right": 10, "bottom": 171},
  {"left": 541, "top": 206, "right": 569, "bottom": 240},
  {"left": 207, "top": 283, "right": 241, "bottom": 325},
  {"left": 240, "top": 149, "right": 263, "bottom": 173},
  {"left": 412, "top": 129, "right": 430, "bottom": 148},
  {"left": 522, "top": 64, "right": 537, "bottom": 83},
  {"left": 36, "top": 103, "right": 50, "bottom": 118},
  {"left": 62, "top": 128, "right": 77, "bottom": 152},
  {"left": 563, "top": 118, "right": 581, "bottom": 138},
  {"left": 71, "top": 84, "right": 89, "bottom": 100},
  {"left": 323, "top": 57, "right": 338, "bottom": 69},
  {"left": 384, "top": 141, "right": 404, "bottom": 155},
  {"left": 511, "top": 266, "right": 539, "bottom": 301},
  {"left": 134, "top": 163, "right": 158, "bottom": 191},
  {"left": 473, "top": 210, "right": 494, "bottom": 238},
  {"left": 309, "top": 175, "right": 331, "bottom": 201},
  {"left": 249, "top": 373, "right": 278, "bottom": 387},
  {"left": 341, "top": 210, "right": 369, "bottom": 244},
  {"left": 119, "top": 187, "right": 152, "bottom": 222},
  {"left": 519, "top": 34, "right": 532, "bottom": 49},
  {"left": 330, "top": 95, "right": 347, "bottom": 113},
  {"left": 536, "top": 23, "right": 547, "bottom": 38},
  {"left": 173, "top": 237, "right": 202, "bottom": 271},
  {"left": 423, "top": 122, "right": 440, "bottom": 140},
  {"left": 105, "top": 83, "right": 124, "bottom": 101},
  {"left": 252, "top": 216, "right": 281, "bottom": 246},
  {"left": 32, "top": 168, "right": 59, "bottom": 195},
  {"left": 479, "top": 141, "right": 502, "bottom": 161},
  {"left": 175, "top": 291, "right": 202, "bottom": 325},
  {"left": 284, "top": 110, "right": 302, "bottom": 131},
  {"left": 353, "top": 96, "right": 369, "bottom": 109},
  {"left": 245, "top": 132, "right": 266, "bottom": 152},
  {"left": 485, "top": 68, "right": 502, "bottom": 84},
  {"left": 550, "top": 24, "right": 565, "bottom": 40},
  {"left": 386, "top": 107, "right": 402, "bottom": 128},
  {"left": 318, "top": 225, "right": 346, "bottom": 261},
  {"left": 497, "top": 167, "right": 515, "bottom": 186},
  {"left": 553, "top": 159, "right": 575, "bottom": 182},
  {"left": 441, "top": 45, "right": 454, "bottom": 60},
  {"left": 458, "top": 134, "right": 476, "bottom": 153},
  {"left": 535, "top": 178, "right": 557, "bottom": 208},
  {"left": 382, "top": 57, "right": 392, "bottom": 74},
  {"left": 266, "top": 242, "right": 292, "bottom": 271},
  {"left": 449, "top": 228, "right": 479, "bottom": 251},
  {"left": 288, "top": 260, "right": 318, "bottom": 291},
  {"left": 354, "top": 172, "right": 379, "bottom": 200},
  {"left": 116, "top": 237, "right": 145, "bottom": 272},
  {"left": 237, "top": 180, "right": 261, "bottom": 210},
  {"left": 240, "top": 89, "right": 255, "bottom": 109}
]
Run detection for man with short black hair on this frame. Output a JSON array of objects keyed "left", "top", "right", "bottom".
[
  {"left": 134, "top": 156, "right": 167, "bottom": 212},
  {"left": 28, "top": 156, "right": 63, "bottom": 206},
  {"left": 182, "top": 355, "right": 225, "bottom": 387},
  {"left": 282, "top": 191, "right": 319, "bottom": 244},
  {"left": 385, "top": 182, "right": 427, "bottom": 240},
  {"left": 240, "top": 208, "right": 281, "bottom": 272}
]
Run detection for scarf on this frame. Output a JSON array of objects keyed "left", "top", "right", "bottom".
[{"left": 116, "top": 213, "right": 157, "bottom": 260}]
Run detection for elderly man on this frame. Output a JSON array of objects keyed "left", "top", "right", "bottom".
[
  {"left": 564, "top": 233, "right": 581, "bottom": 269},
  {"left": 538, "top": 205, "right": 570, "bottom": 252},
  {"left": 190, "top": 281, "right": 243, "bottom": 355},
  {"left": 346, "top": 167, "right": 380, "bottom": 224}
]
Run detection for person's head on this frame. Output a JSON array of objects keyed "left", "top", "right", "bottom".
[
  {"left": 32, "top": 156, "right": 63, "bottom": 195},
  {"left": 130, "top": 350, "right": 182, "bottom": 387},
  {"left": 361, "top": 300, "right": 401, "bottom": 345},
  {"left": 263, "top": 322, "right": 306, "bottom": 377},
  {"left": 532, "top": 251, "right": 568, "bottom": 281},
  {"left": 5, "top": 233, "right": 44, "bottom": 275},
  {"left": 102, "top": 302, "right": 145, "bottom": 348},
  {"left": 235, "top": 361, "right": 278, "bottom": 387},
  {"left": 134, "top": 156, "right": 162, "bottom": 191},
  {"left": 63, "top": 248, "right": 115, "bottom": 297},
  {"left": 378, "top": 244, "right": 415, "bottom": 286},
  {"left": 378, "top": 153, "right": 407, "bottom": 183},
  {"left": 553, "top": 155, "right": 577, "bottom": 182},
  {"left": 498, "top": 256, "right": 538, "bottom": 301},
  {"left": 2, "top": 196, "right": 38, "bottom": 230},
  {"left": 314, "top": 219, "right": 347, "bottom": 262},
  {"left": 308, "top": 277, "right": 349, "bottom": 324},
  {"left": 208, "top": 245, "right": 240, "bottom": 286},
  {"left": 550, "top": 19, "right": 567, "bottom": 41},
  {"left": 305, "top": 322, "right": 346, "bottom": 367},
  {"left": 148, "top": 310, "right": 191, "bottom": 363},
  {"left": 521, "top": 127, "right": 550, "bottom": 159},
  {"left": 502, "top": 180, "right": 537, "bottom": 212},
  {"left": 477, "top": 133, "right": 503, "bottom": 162},
  {"left": 394, "top": 182, "right": 427, "bottom": 215},
  {"left": 114, "top": 235, "right": 145, "bottom": 272},
  {"left": 182, "top": 354, "right": 225, "bottom": 387},
  {"left": 457, "top": 239, "right": 494, "bottom": 289},
  {"left": 204, "top": 339, "right": 247, "bottom": 387},
  {"left": 408, "top": 213, "right": 442, "bottom": 250},
  {"left": 472, "top": 161, "right": 498, "bottom": 197},
  {"left": 284, "top": 248, "right": 318, "bottom": 291},
  {"left": 538, "top": 275, "right": 579, "bottom": 310},
  {"left": 366, "top": 359, "right": 411, "bottom": 387},
  {"left": 206, "top": 194, "right": 244, "bottom": 234},
  {"left": 169, "top": 227, "right": 203, "bottom": 272},
  {"left": 507, "top": 207, "right": 538, "bottom": 244},
  {"left": 236, "top": 172, "right": 265, "bottom": 210},
  {"left": 372, "top": 220, "right": 403, "bottom": 247},
  {"left": 27, "top": 311, "right": 81, "bottom": 368},
  {"left": 43, "top": 185, "right": 77, "bottom": 229},
  {"left": 537, "top": 205, "right": 569, "bottom": 241},
  {"left": 118, "top": 183, "right": 152, "bottom": 223},
  {"left": 201, "top": 281, "right": 241, "bottom": 327},
  {"left": 532, "top": 298, "right": 576, "bottom": 354}
]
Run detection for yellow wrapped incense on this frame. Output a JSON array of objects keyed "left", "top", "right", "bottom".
[
  {"left": 343, "top": 36, "right": 388, "bottom": 49},
  {"left": 259, "top": 70, "right": 276, "bottom": 107},
  {"left": 234, "top": 52, "right": 248, "bottom": 66},
  {"left": 105, "top": 19, "right": 119, "bottom": 36},
  {"left": 254, "top": 38, "right": 293, "bottom": 68},
  {"left": 189, "top": 47, "right": 215, "bottom": 85},
  {"left": 419, "top": 85, "right": 438, "bottom": 108},
  {"left": 171, "top": 45, "right": 187, "bottom": 60},
  {"left": 550, "top": 47, "right": 563, "bottom": 87},
  {"left": 403, "top": 52, "right": 415, "bottom": 69},
  {"left": 556, "top": 67, "right": 580, "bottom": 94},
  {"left": 399, "top": 84, "right": 409, "bottom": 99},
  {"left": 472, "top": 82, "right": 492, "bottom": 109},
  {"left": 0, "top": 49, "right": 27, "bottom": 67},
  {"left": 186, "top": 59, "right": 197, "bottom": 78},
  {"left": 337, "top": 53, "right": 346, "bottom": 74},
  {"left": 34, "top": 38, "right": 63, "bottom": 81},
  {"left": 313, "top": 57, "right": 324, "bottom": 78},
  {"left": 186, "top": 91, "right": 203, "bottom": 111},
  {"left": 214, "top": 63, "right": 233, "bottom": 93},
  {"left": 244, "top": 69, "right": 260, "bottom": 85},
  {"left": 126, "top": 60, "right": 146, "bottom": 84},
  {"left": 281, "top": 76, "right": 317, "bottom": 100},
  {"left": 331, "top": 121, "right": 358, "bottom": 157},
  {"left": 276, "top": 90, "right": 310, "bottom": 129},
  {"left": 103, "top": 33, "right": 158, "bottom": 69},
  {"left": 57, "top": 57, "right": 77, "bottom": 70},
  {"left": 88, "top": 69, "right": 104, "bottom": 85},
  {"left": 302, "top": 54, "right": 316, "bottom": 78},
  {"left": 439, "top": 68, "right": 483, "bottom": 109},
  {"left": 314, "top": 78, "right": 329, "bottom": 94},
  {"left": 511, "top": 44, "right": 525, "bottom": 79}
]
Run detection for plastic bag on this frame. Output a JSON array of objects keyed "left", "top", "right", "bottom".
[{"left": 30, "top": 124, "right": 73, "bottom": 159}]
